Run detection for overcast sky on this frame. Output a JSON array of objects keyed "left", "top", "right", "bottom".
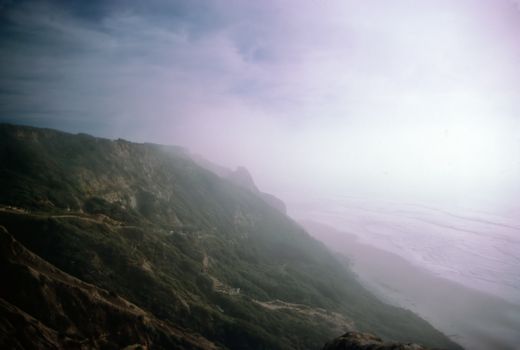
[{"left": 1, "top": 0, "right": 520, "bottom": 211}]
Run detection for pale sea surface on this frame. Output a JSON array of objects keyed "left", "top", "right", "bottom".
[{"left": 291, "top": 196, "right": 520, "bottom": 306}]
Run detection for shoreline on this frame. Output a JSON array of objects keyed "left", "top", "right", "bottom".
[{"left": 301, "top": 220, "right": 520, "bottom": 350}]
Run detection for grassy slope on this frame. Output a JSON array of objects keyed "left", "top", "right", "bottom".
[
  {"left": 0, "top": 123, "right": 462, "bottom": 350},
  {"left": 0, "top": 226, "right": 218, "bottom": 350}
]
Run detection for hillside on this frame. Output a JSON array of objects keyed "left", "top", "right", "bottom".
[
  {"left": 0, "top": 225, "right": 217, "bottom": 349},
  {"left": 0, "top": 123, "right": 462, "bottom": 350}
]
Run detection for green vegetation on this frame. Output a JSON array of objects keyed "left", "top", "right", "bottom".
[{"left": 0, "top": 123, "right": 462, "bottom": 350}]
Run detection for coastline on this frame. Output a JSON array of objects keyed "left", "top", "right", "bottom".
[{"left": 301, "top": 220, "right": 520, "bottom": 350}]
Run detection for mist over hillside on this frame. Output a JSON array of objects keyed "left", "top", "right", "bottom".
[{"left": 0, "top": 124, "right": 463, "bottom": 349}]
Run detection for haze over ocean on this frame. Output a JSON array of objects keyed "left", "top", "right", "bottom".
[{"left": 289, "top": 195, "right": 520, "bottom": 306}]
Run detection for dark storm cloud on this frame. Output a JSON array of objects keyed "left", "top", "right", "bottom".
[
  {"left": 0, "top": 0, "right": 285, "bottom": 133},
  {"left": 0, "top": 1, "right": 206, "bottom": 129}
]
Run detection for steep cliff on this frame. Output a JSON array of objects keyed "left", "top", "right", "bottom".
[{"left": 0, "top": 123, "right": 461, "bottom": 350}]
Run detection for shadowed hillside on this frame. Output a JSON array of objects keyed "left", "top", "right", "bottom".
[{"left": 0, "top": 226, "right": 217, "bottom": 349}]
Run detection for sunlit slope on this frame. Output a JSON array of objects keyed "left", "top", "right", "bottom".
[{"left": 0, "top": 123, "right": 461, "bottom": 350}]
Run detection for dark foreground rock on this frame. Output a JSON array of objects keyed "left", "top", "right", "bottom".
[{"left": 323, "top": 332, "right": 430, "bottom": 350}]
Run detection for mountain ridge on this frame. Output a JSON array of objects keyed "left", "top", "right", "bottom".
[{"left": 0, "top": 123, "right": 462, "bottom": 350}]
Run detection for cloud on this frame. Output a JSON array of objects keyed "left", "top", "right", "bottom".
[{"left": 1, "top": 0, "right": 519, "bottom": 207}]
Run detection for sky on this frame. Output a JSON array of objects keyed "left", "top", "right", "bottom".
[{"left": 1, "top": 0, "right": 520, "bottom": 211}]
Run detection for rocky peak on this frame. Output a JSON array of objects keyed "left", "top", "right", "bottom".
[
  {"left": 227, "top": 166, "right": 259, "bottom": 192},
  {"left": 227, "top": 166, "right": 287, "bottom": 214}
]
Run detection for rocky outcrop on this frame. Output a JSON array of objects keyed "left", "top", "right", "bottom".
[
  {"left": 323, "top": 332, "right": 430, "bottom": 350},
  {"left": 227, "top": 167, "right": 287, "bottom": 214},
  {"left": 192, "top": 155, "right": 288, "bottom": 215},
  {"left": 227, "top": 166, "right": 259, "bottom": 192},
  {"left": 192, "top": 154, "right": 288, "bottom": 215}
]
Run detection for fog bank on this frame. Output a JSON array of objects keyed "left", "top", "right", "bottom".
[{"left": 1, "top": 0, "right": 520, "bottom": 211}]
